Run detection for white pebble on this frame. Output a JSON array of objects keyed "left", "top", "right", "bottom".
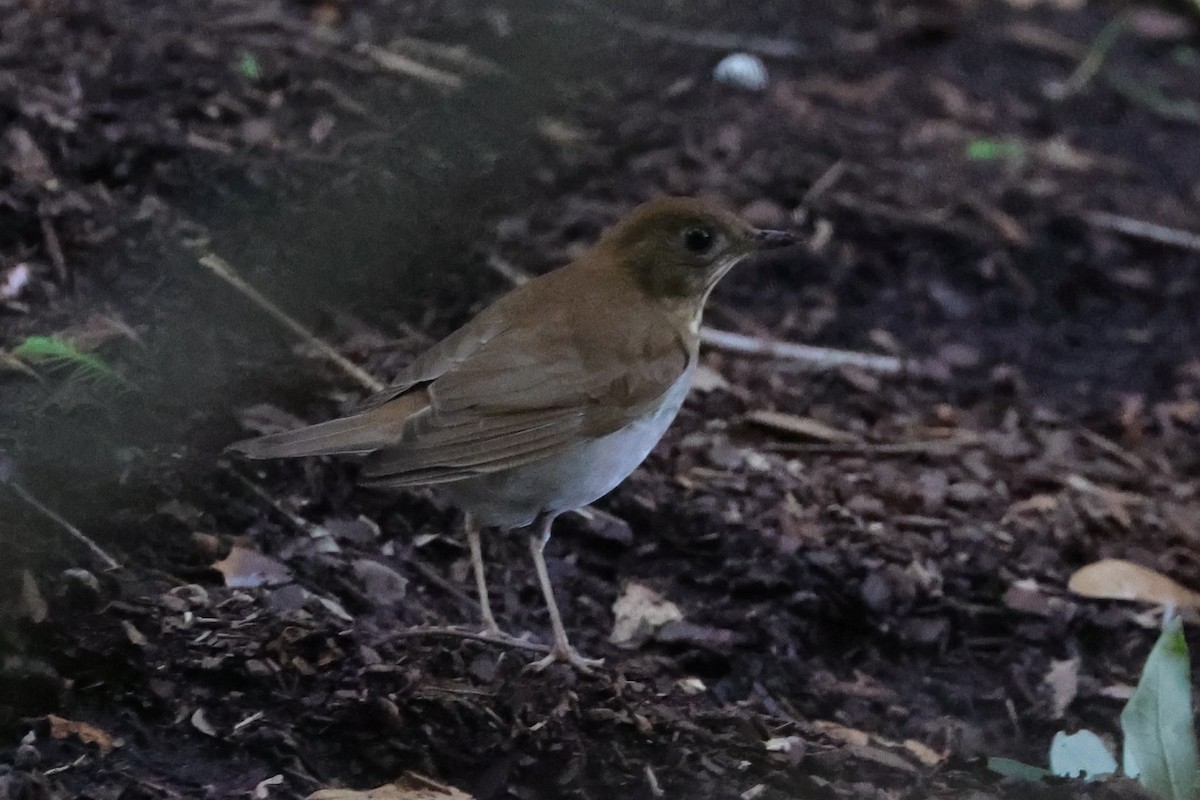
[{"left": 713, "top": 53, "right": 769, "bottom": 91}]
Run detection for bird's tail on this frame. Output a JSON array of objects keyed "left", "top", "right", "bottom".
[{"left": 228, "top": 392, "right": 424, "bottom": 459}]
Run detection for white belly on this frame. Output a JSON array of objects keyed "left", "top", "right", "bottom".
[{"left": 440, "top": 367, "right": 693, "bottom": 529}]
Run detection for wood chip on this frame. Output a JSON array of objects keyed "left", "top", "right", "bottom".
[{"left": 746, "top": 410, "right": 861, "bottom": 443}]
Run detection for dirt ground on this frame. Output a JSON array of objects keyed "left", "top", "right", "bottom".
[{"left": 2, "top": 0, "right": 1200, "bottom": 798}]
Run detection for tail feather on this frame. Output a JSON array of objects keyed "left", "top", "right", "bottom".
[{"left": 229, "top": 391, "right": 427, "bottom": 459}]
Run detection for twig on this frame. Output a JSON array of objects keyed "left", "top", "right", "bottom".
[
  {"left": 1060, "top": 10, "right": 1131, "bottom": 96},
  {"left": 1076, "top": 427, "right": 1148, "bottom": 473},
  {"left": 191, "top": 248, "right": 385, "bottom": 393},
  {"left": 1081, "top": 210, "right": 1200, "bottom": 253},
  {"left": 1103, "top": 71, "right": 1200, "bottom": 125},
  {"left": 405, "top": 557, "right": 476, "bottom": 612},
  {"left": 225, "top": 466, "right": 332, "bottom": 539},
  {"left": 355, "top": 43, "right": 463, "bottom": 90},
  {"left": 700, "top": 328, "right": 904, "bottom": 375},
  {"left": 764, "top": 436, "right": 977, "bottom": 457},
  {"left": 1002, "top": 20, "right": 1200, "bottom": 125},
  {"left": 563, "top": 0, "right": 805, "bottom": 59},
  {"left": 486, "top": 254, "right": 531, "bottom": 286},
  {"left": 384, "top": 34, "right": 506, "bottom": 77},
  {"left": 800, "top": 159, "right": 847, "bottom": 209},
  {"left": 5, "top": 480, "right": 122, "bottom": 571},
  {"left": 378, "top": 625, "right": 550, "bottom": 654},
  {"left": 38, "top": 210, "right": 69, "bottom": 286}
]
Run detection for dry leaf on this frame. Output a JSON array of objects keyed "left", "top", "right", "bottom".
[
  {"left": 309, "top": 772, "right": 474, "bottom": 800},
  {"left": 1, "top": 263, "right": 30, "bottom": 300},
  {"left": 122, "top": 620, "right": 148, "bottom": 647},
  {"left": 21, "top": 570, "right": 47, "bottom": 623},
  {"left": 191, "top": 708, "right": 218, "bottom": 737},
  {"left": 691, "top": 363, "right": 730, "bottom": 393},
  {"left": 609, "top": 582, "right": 683, "bottom": 648},
  {"left": 213, "top": 546, "right": 292, "bottom": 588},
  {"left": 47, "top": 714, "right": 123, "bottom": 755},
  {"left": 765, "top": 735, "right": 804, "bottom": 753},
  {"left": 746, "top": 410, "right": 860, "bottom": 443},
  {"left": 813, "top": 720, "right": 870, "bottom": 747},
  {"left": 1068, "top": 559, "right": 1200, "bottom": 609},
  {"left": 1002, "top": 493, "right": 1058, "bottom": 523},
  {"left": 904, "top": 739, "right": 946, "bottom": 766},
  {"left": 1044, "top": 657, "right": 1080, "bottom": 718},
  {"left": 254, "top": 775, "right": 285, "bottom": 799}
]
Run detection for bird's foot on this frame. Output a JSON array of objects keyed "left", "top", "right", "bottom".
[
  {"left": 526, "top": 643, "right": 604, "bottom": 674},
  {"left": 477, "top": 614, "right": 509, "bottom": 641}
]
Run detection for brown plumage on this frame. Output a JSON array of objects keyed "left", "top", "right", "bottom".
[{"left": 231, "top": 196, "right": 794, "bottom": 670}]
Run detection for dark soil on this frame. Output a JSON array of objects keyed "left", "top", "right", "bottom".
[{"left": 3, "top": 1, "right": 1200, "bottom": 799}]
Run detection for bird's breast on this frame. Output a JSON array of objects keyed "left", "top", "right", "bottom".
[{"left": 439, "top": 365, "right": 695, "bottom": 530}]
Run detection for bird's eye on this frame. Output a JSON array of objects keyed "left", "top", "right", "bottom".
[{"left": 682, "top": 226, "right": 715, "bottom": 254}]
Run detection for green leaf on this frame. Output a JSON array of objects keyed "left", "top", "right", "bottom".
[
  {"left": 966, "top": 138, "right": 1025, "bottom": 162},
  {"left": 1120, "top": 616, "right": 1200, "bottom": 800},
  {"left": 1051, "top": 730, "right": 1118, "bottom": 781},
  {"left": 988, "top": 756, "right": 1053, "bottom": 782},
  {"left": 10, "top": 335, "right": 131, "bottom": 388},
  {"left": 239, "top": 53, "right": 261, "bottom": 81}
]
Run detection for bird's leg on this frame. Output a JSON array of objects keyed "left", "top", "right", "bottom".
[
  {"left": 526, "top": 513, "right": 604, "bottom": 673},
  {"left": 465, "top": 513, "right": 504, "bottom": 637}
]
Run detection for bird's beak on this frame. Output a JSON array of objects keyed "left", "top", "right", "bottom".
[{"left": 753, "top": 228, "right": 797, "bottom": 249}]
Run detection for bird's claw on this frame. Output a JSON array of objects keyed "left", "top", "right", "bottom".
[{"left": 526, "top": 644, "right": 604, "bottom": 674}]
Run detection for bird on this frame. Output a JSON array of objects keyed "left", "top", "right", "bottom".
[{"left": 231, "top": 196, "right": 795, "bottom": 671}]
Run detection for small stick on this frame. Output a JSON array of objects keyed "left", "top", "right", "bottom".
[
  {"left": 6, "top": 480, "right": 122, "bottom": 571},
  {"left": 225, "top": 466, "right": 331, "bottom": 538},
  {"left": 1060, "top": 10, "right": 1132, "bottom": 96},
  {"left": 193, "top": 249, "right": 385, "bottom": 393},
  {"left": 800, "top": 159, "right": 847, "bottom": 209},
  {"left": 355, "top": 43, "right": 463, "bottom": 90},
  {"left": 380, "top": 626, "right": 550, "bottom": 654},
  {"left": 700, "top": 328, "right": 904, "bottom": 374},
  {"left": 38, "top": 211, "right": 69, "bottom": 286},
  {"left": 1081, "top": 210, "right": 1200, "bottom": 253},
  {"left": 406, "top": 557, "right": 477, "bottom": 612}
]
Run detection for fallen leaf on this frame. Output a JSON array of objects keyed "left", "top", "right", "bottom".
[
  {"left": 765, "top": 735, "right": 804, "bottom": 753},
  {"left": 47, "top": 714, "right": 123, "bottom": 755},
  {"left": 903, "top": 739, "right": 946, "bottom": 767},
  {"left": 536, "top": 117, "right": 589, "bottom": 148},
  {"left": 214, "top": 546, "right": 292, "bottom": 589},
  {"left": 691, "top": 363, "right": 730, "bottom": 393},
  {"left": 309, "top": 772, "right": 474, "bottom": 800},
  {"left": 1002, "top": 494, "right": 1058, "bottom": 523},
  {"left": 1044, "top": 657, "right": 1079, "bottom": 718},
  {"left": 122, "top": 620, "right": 149, "bottom": 647},
  {"left": 255, "top": 774, "right": 285, "bottom": 799},
  {"left": 351, "top": 560, "right": 408, "bottom": 607},
  {"left": 746, "top": 410, "right": 860, "bottom": 443},
  {"left": 1050, "top": 729, "right": 1117, "bottom": 781},
  {"left": 609, "top": 582, "right": 683, "bottom": 648},
  {"left": 1003, "top": 578, "right": 1074, "bottom": 617},
  {"left": 191, "top": 708, "right": 217, "bottom": 737},
  {"left": 1067, "top": 559, "right": 1200, "bottom": 609},
  {"left": 813, "top": 720, "right": 870, "bottom": 747},
  {"left": 21, "top": 570, "right": 47, "bottom": 623},
  {"left": 1, "top": 263, "right": 31, "bottom": 300}
]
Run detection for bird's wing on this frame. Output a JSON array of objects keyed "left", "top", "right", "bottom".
[{"left": 360, "top": 310, "right": 691, "bottom": 488}]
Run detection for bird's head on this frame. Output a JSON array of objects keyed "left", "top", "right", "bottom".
[{"left": 597, "top": 197, "right": 795, "bottom": 305}]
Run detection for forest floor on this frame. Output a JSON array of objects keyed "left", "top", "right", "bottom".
[{"left": 2, "top": 0, "right": 1199, "bottom": 798}]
